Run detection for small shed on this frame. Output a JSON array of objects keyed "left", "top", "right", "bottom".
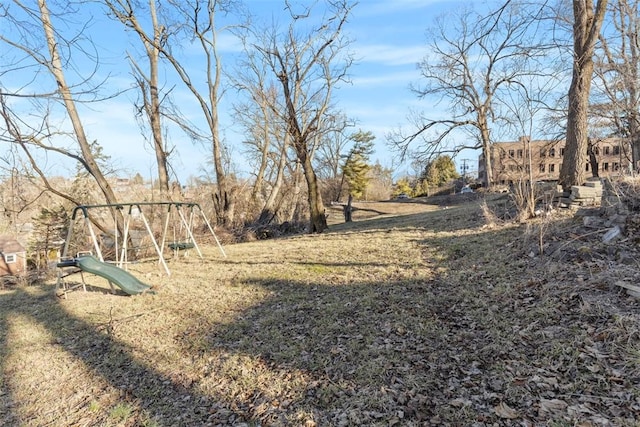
[{"left": 0, "top": 235, "right": 27, "bottom": 276}]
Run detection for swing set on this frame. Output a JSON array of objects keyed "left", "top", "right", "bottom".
[{"left": 59, "top": 201, "right": 226, "bottom": 277}]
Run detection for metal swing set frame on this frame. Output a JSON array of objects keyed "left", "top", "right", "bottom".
[{"left": 60, "top": 201, "right": 226, "bottom": 277}]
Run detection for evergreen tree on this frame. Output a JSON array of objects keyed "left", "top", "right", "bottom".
[
  {"left": 421, "top": 155, "right": 460, "bottom": 187},
  {"left": 340, "top": 130, "right": 375, "bottom": 221},
  {"left": 393, "top": 177, "right": 413, "bottom": 197},
  {"left": 28, "top": 206, "right": 69, "bottom": 272},
  {"left": 342, "top": 130, "right": 375, "bottom": 199},
  {"left": 132, "top": 173, "right": 145, "bottom": 186},
  {"left": 70, "top": 140, "right": 111, "bottom": 205}
]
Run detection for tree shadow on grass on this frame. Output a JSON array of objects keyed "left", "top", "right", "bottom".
[
  {"left": 0, "top": 285, "right": 247, "bottom": 426},
  {"left": 217, "top": 258, "right": 401, "bottom": 270},
  {"left": 189, "top": 273, "right": 515, "bottom": 426},
  {"left": 0, "top": 295, "right": 19, "bottom": 426},
  {"left": 3, "top": 209, "right": 624, "bottom": 426},
  {"left": 178, "top": 221, "right": 640, "bottom": 426}
]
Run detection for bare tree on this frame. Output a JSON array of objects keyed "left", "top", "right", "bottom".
[
  {"left": 230, "top": 41, "right": 290, "bottom": 224},
  {"left": 233, "top": 21, "right": 354, "bottom": 226},
  {"left": 157, "top": 0, "right": 241, "bottom": 225},
  {"left": 233, "top": 83, "right": 293, "bottom": 225},
  {"left": 558, "top": 0, "right": 609, "bottom": 189},
  {"left": 314, "top": 113, "right": 352, "bottom": 180},
  {"left": 235, "top": 88, "right": 280, "bottom": 207},
  {"left": 103, "top": 0, "right": 172, "bottom": 194},
  {"left": 593, "top": 0, "right": 640, "bottom": 172},
  {"left": 0, "top": 95, "right": 82, "bottom": 207},
  {"left": 39, "top": 0, "right": 122, "bottom": 207},
  {"left": 318, "top": 126, "right": 353, "bottom": 203},
  {"left": 390, "top": 1, "right": 554, "bottom": 188},
  {"left": 248, "top": 0, "right": 356, "bottom": 233},
  {"left": 0, "top": 0, "right": 120, "bottom": 208}
]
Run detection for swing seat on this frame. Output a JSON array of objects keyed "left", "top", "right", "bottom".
[{"left": 168, "top": 242, "right": 195, "bottom": 251}]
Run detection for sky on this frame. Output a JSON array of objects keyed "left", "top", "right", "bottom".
[{"left": 1, "top": 0, "right": 480, "bottom": 184}]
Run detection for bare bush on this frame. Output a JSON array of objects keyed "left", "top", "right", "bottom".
[
  {"left": 510, "top": 180, "right": 536, "bottom": 221},
  {"left": 607, "top": 176, "right": 640, "bottom": 212},
  {"left": 479, "top": 199, "right": 502, "bottom": 228}
]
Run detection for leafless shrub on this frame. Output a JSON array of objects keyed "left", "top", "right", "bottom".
[
  {"left": 240, "top": 221, "right": 307, "bottom": 242},
  {"left": 479, "top": 198, "right": 502, "bottom": 228},
  {"left": 510, "top": 180, "right": 536, "bottom": 222},
  {"left": 607, "top": 176, "right": 640, "bottom": 212},
  {"left": 0, "top": 272, "right": 41, "bottom": 289},
  {"left": 523, "top": 211, "right": 558, "bottom": 257}
]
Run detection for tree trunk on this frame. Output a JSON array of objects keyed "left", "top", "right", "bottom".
[
  {"left": 147, "top": 0, "right": 170, "bottom": 194},
  {"left": 152, "top": 1, "right": 234, "bottom": 224},
  {"left": 628, "top": 109, "right": 640, "bottom": 172},
  {"left": 300, "top": 148, "right": 328, "bottom": 233},
  {"left": 343, "top": 194, "right": 353, "bottom": 222},
  {"left": 257, "top": 134, "right": 289, "bottom": 225},
  {"left": 104, "top": 0, "right": 170, "bottom": 194},
  {"left": 211, "top": 104, "right": 234, "bottom": 225},
  {"left": 587, "top": 139, "right": 600, "bottom": 177},
  {"left": 283, "top": 164, "right": 304, "bottom": 223},
  {"left": 39, "top": 0, "right": 119, "bottom": 208},
  {"left": 631, "top": 111, "right": 640, "bottom": 172},
  {"left": 257, "top": 157, "right": 286, "bottom": 225},
  {"left": 479, "top": 119, "right": 493, "bottom": 188},
  {"left": 559, "top": 0, "right": 608, "bottom": 190},
  {"left": 560, "top": 60, "right": 594, "bottom": 188}
]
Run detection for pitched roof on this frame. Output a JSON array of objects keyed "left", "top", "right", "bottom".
[{"left": 0, "top": 235, "right": 26, "bottom": 253}]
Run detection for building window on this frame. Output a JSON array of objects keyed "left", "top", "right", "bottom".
[
  {"left": 539, "top": 163, "right": 545, "bottom": 172},
  {"left": 4, "top": 254, "right": 16, "bottom": 264},
  {"left": 509, "top": 149, "right": 515, "bottom": 158},
  {"left": 586, "top": 163, "right": 590, "bottom": 171},
  {"left": 549, "top": 148, "right": 556, "bottom": 157},
  {"left": 500, "top": 150, "right": 506, "bottom": 159},
  {"left": 613, "top": 146, "right": 620, "bottom": 155},
  {"left": 604, "top": 146, "right": 610, "bottom": 155},
  {"left": 560, "top": 148, "right": 564, "bottom": 156},
  {"left": 603, "top": 162, "right": 609, "bottom": 171},
  {"left": 549, "top": 164, "right": 555, "bottom": 172},
  {"left": 613, "top": 162, "right": 620, "bottom": 171},
  {"left": 517, "top": 149, "right": 523, "bottom": 158},
  {"left": 540, "top": 149, "right": 547, "bottom": 157}
]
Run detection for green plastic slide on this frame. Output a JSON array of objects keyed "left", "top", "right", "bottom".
[{"left": 75, "top": 255, "right": 152, "bottom": 295}]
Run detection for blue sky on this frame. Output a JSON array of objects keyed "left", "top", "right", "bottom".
[
  {"left": 2, "top": 0, "right": 480, "bottom": 183},
  {"left": 88, "top": 0, "right": 476, "bottom": 183}
]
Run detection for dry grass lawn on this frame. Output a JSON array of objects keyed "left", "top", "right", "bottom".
[{"left": 1, "top": 195, "right": 639, "bottom": 426}]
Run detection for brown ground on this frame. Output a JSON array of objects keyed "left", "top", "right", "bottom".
[{"left": 1, "top": 194, "right": 639, "bottom": 426}]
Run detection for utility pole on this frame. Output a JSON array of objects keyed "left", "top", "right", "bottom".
[{"left": 461, "top": 159, "right": 470, "bottom": 179}]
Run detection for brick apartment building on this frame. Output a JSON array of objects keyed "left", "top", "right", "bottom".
[{"left": 478, "top": 137, "right": 630, "bottom": 186}]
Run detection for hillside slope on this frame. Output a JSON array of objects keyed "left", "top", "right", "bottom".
[{"left": 1, "top": 196, "right": 638, "bottom": 426}]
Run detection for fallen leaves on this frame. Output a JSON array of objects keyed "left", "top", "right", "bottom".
[
  {"left": 538, "top": 398, "right": 568, "bottom": 418},
  {"left": 494, "top": 401, "right": 519, "bottom": 419},
  {"left": 4, "top": 196, "right": 640, "bottom": 425}
]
